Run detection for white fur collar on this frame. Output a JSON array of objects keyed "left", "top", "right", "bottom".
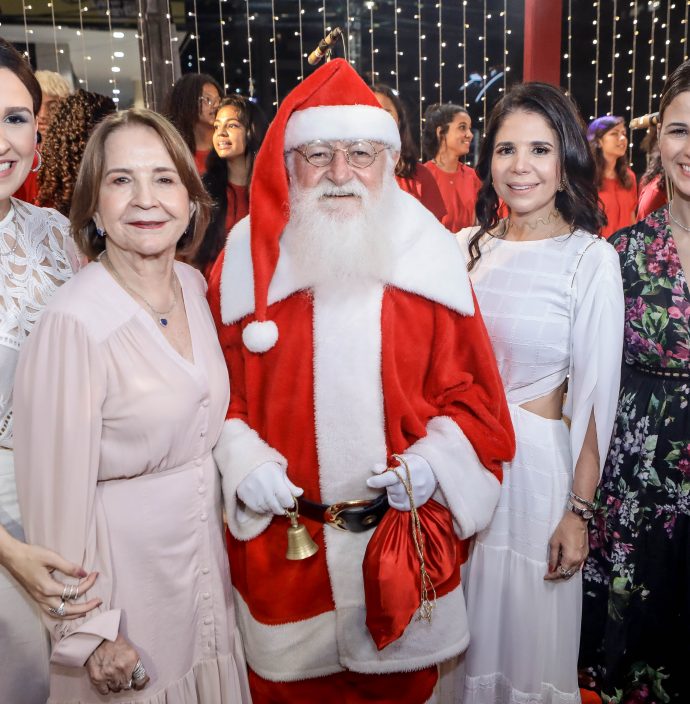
[{"left": 219, "top": 189, "right": 474, "bottom": 325}]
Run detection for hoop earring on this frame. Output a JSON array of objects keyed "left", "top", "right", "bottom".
[{"left": 29, "top": 149, "right": 42, "bottom": 173}]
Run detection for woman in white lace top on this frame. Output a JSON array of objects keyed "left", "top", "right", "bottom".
[
  {"left": 454, "top": 83, "right": 625, "bottom": 703},
  {"left": 0, "top": 39, "right": 99, "bottom": 704}
]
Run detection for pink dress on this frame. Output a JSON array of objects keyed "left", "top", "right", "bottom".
[{"left": 13, "top": 261, "right": 251, "bottom": 704}]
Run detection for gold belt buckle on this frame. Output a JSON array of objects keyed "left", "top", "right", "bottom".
[{"left": 324, "top": 498, "right": 377, "bottom": 531}]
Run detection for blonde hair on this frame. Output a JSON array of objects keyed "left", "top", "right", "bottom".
[
  {"left": 70, "top": 108, "right": 211, "bottom": 261},
  {"left": 34, "top": 70, "right": 71, "bottom": 99}
]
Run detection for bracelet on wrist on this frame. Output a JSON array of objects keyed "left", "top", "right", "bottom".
[
  {"left": 569, "top": 490, "right": 595, "bottom": 511},
  {"left": 566, "top": 499, "right": 594, "bottom": 521}
]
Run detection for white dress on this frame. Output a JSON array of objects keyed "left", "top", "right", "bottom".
[
  {"left": 455, "top": 228, "right": 624, "bottom": 704},
  {"left": 0, "top": 198, "right": 79, "bottom": 704}
]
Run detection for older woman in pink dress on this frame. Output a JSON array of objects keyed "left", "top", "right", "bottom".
[{"left": 13, "top": 109, "right": 251, "bottom": 703}]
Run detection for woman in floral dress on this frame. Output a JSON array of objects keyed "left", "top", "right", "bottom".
[{"left": 579, "top": 61, "right": 690, "bottom": 704}]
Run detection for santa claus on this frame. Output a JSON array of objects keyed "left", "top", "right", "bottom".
[{"left": 207, "top": 59, "right": 514, "bottom": 703}]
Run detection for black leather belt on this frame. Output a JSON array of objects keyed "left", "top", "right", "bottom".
[{"left": 298, "top": 494, "right": 389, "bottom": 532}]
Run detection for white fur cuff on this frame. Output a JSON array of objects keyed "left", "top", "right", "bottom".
[
  {"left": 284, "top": 105, "right": 401, "bottom": 151},
  {"left": 213, "top": 418, "right": 288, "bottom": 540},
  {"left": 407, "top": 416, "right": 501, "bottom": 539}
]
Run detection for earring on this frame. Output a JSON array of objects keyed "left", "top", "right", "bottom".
[
  {"left": 557, "top": 179, "right": 566, "bottom": 192},
  {"left": 29, "top": 149, "right": 42, "bottom": 173},
  {"left": 96, "top": 226, "right": 106, "bottom": 238}
]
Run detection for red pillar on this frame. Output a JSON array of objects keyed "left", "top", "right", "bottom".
[{"left": 523, "top": 0, "right": 563, "bottom": 85}]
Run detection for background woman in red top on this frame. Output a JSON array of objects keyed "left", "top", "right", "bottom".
[
  {"left": 371, "top": 83, "right": 446, "bottom": 221},
  {"left": 163, "top": 73, "right": 222, "bottom": 175},
  {"left": 422, "top": 103, "right": 481, "bottom": 232},
  {"left": 194, "top": 95, "right": 268, "bottom": 277},
  {"left": 588, "top": 115, "right": 637, "bottom": 238}
]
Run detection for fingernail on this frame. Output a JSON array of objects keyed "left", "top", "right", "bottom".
[{"left": 77, "top": 569, "right": 88, "bottom": 578}]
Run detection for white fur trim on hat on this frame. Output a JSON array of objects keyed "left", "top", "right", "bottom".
[
  {"left": 284, "top": 105, "right": 401, "bottom": 151},
  {"left": 242, "top": 320, "right": 279, "bottom": 353}
]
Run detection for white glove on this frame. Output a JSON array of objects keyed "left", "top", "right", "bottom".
[
  {"left": 236, "top": 462, "right": 304, "bottom": 516},
  {"left": 366, "top": 453, "right": 437, "bottom": 511}
]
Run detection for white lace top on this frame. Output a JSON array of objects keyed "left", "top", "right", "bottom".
[
  {"left": 457, "top": 227, "right": 625, "bottom": 474},
  {"left": 0, "top": 198, "right": 80, "bottom": 447}
]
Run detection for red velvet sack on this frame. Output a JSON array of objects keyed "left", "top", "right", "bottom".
[{"left": 363, "top": 499, "right": 466, "bottom": 650}]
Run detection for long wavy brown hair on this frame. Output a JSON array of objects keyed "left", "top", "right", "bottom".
[{"left": 36, "top": 90, "right": 116, "bottom": 215}]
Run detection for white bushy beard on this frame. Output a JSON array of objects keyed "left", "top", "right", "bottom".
[{"left": 281, "top": 155, "right": 400, "bottom": 287}]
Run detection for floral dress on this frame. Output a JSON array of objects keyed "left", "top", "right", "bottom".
[{"left": 579, "top": 206, "right": 690, "bottom": 704}]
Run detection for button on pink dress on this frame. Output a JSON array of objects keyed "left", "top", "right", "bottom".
[{"left": 13, "top": 261, "right": 251, "bottom": 704}]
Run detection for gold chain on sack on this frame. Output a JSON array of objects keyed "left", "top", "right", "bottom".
[{"left": 389, "top": 454, "right": 437, "bottom": 623}]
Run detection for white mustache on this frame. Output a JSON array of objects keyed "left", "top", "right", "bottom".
[{"left": 315, "top": 181, "right": 368, "bottom": 199}]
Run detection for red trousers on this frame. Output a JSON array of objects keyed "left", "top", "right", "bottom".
[{"left": 248, "top": 665, "right": 438, "bottom": 703}]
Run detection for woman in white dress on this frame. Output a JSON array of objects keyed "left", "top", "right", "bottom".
[
  {"left": 0, "top": 38, "right": 101, "bottom": 704},
  {"left": 456, "top": 83, "right": 625, "bottom": 703}
]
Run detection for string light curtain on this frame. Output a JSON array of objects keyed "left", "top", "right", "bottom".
[
  {"left": 592, "top": 0, "right": 601, "bottom": 119},
  {"left": 270, "top": 0, "right": 279, "bottom": 107},
  {"left": 393, "top": 0, "right": 400, "bottom": 91},
  {"left": 609, "top": 0, "right": 618, "bottom": 114},
  {"left": 245, "top": 0, "right": 255, "bottom": 94},
  {"left": 648, "top": 1, "right": 658, "bottom": 114},
  {"left": 628, "top": 0, "right": 639, "bottom": 163},
  {"left": 77, "top": 1, "right": 89, "bottom": 90},
  {"left": 417, "top": 0, "right": 424, "bottom": 147}
]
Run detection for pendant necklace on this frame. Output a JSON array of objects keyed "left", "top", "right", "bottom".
[
  {"left": 668, "top": 203, "right": 690, "bottom": 233},
  {"left": 101, "top": 252, "right": 178, "bottom": 327}
]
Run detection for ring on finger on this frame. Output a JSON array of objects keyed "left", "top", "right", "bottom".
[
  {"left": 49, "top": 599, "right": 67, "bottom": 617},
  {"left": 131, "top": 659, "right": 147, "bottom": 682},
  {"left": 123, "top": 679, "right": 133, "bottom": 690}
]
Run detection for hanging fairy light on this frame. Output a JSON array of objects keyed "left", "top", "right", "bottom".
[
  {"left": 245, "top": 0, "right": 255, "bottom": 94},
  {"left": 189, "top": 0, "right": 200, "bottom": 73},
  {"left": 437, "top": 0, "right": 443, "bottom": 103},
  {"left": 628, "top": 0, "right": 639, "bottom": 164},
  {"left": 216, "top": 0, "right": 227, "bottom": 89},
  {"left": 368, "top": 1, "right": 376, "bottom": 83},
  {"left": 502, "top": 1, "right": 508, "bottom": 93},
  {"left": 136, "top": 0, "right": 152, "bottom": 107},
  {"left": 648, "top": 0, "right": 658, "bottom": 114},
  {"left": 482, "top": 0, "right": 488, "bottom": 128},
  {"left": 77, "top": 1, "right": 89, "bottom": 90},
  {"left": 47, "top": 0, "right": 60, "bottom": 71},
  {"left": 270, "top": 0, "right": 279, "bottom": 107},
  {"left": 684, "top": 0, "right": 689, "bottom": 61},
  {"left": 663, "top": 0, "right": 671, "bottom": 81},
  {"left": 296, "top": 0, "right": 304, "bottom": 81},
  {"left": 104, "top": 0, "right": 120, "bottom": 104},
  {"left": 322, "top": 0, "right": 327, "bottom": 38},
  {"left": 592, "top": 1, "right": 601, "bottom": 119},
  {"left": 417, "top": 0, "right": 424, "bottom": 148},
  {"left": 565, "top": 0, "right": 572, "bottom": 95},
  {"left": 462, "top": 0, "right": 467, "bottom": 107},
  {"left": 393, "top": 0, "right": 400, "bottom": 91},
  {"left": 346, "top": 0, "right": 352, "bottom": 64},
  {"left": 20, "top": 0, "right": 30, "bottom": 58},
  {"left": 608, "top": 0, "right": 618, "bottom": 114}
]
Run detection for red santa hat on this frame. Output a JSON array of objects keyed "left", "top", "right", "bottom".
[{"left": 241, "top": 58, "right": 401, "bottom": 353}]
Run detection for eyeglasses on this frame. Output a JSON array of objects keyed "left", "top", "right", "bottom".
[
  {"left": 199, "top": 95, "right": 221, "bottom": 110},
  {"left": 292, "top": 140, "right": 389, "bottom": 169}
]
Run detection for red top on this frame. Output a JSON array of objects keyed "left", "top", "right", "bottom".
[
  {"left": 424, "top": 161, "right": 481, "bottom": 233},
  {"left": 203, "top": 183, "right": 250, "bottom": 281},
  {"left": 194, "top": 149, "right": 211, "bottom": 175},
  {"left": 598, "top": 169, "right": 637, "bottom": 238},
  {"left": 13, "top": 170, "right": 39, "bottom": 205},
  {"left": 224, "top": 182, "right": 249, "bottom": 233},
  {"left": 637, "top": 174, "right": 667, "bottom": 220},
  {"left": 395, "top": 163, "right": 447, "bottom": 222}
]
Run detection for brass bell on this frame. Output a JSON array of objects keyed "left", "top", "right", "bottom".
[{"left": 285, "top": 501, "right": 318, "bottom": 560}]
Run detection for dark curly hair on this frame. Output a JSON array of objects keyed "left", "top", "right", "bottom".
[
  {"left": 194, "top": 95, "right": 268, "bottom": 272},
  {"left": 639, "top": 123, "right": 666, "bottom": 192},
  {"left": 587, "top": 116, "right": 633, "bottom": 190},
  {"left": 163, "top": 73, "right": 222, "bottom": 154},
  {"left": 36, "top": 90, "right": 115, "bottom": 215},
  {"left": 371, "top": 83, "right": 419, "bottom": 179},
  {"left": 468, "top": 82, "right": 605, "bottom": 271},
  {"left": 421, "top": 103, "right": 468, "bottom": 161}
]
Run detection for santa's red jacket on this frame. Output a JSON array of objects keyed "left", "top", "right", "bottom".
[{"left": 207, "top": 192, "right": 515, "bottom": 683}]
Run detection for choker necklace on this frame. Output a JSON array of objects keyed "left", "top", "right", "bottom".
[
  {"left": 668, "top": 203, "right": 690, "bottom": 232},
  {"left": 101, "top": 252, "right": 178, "bottom": 327},
  {"left": 506, "top": 208, "right": 561, "bottom": 232}
]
